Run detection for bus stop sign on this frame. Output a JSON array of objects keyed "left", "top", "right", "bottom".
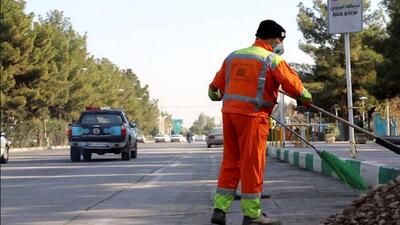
[{"left": 328, "top": 0, "right": 363, "bottom": 34}]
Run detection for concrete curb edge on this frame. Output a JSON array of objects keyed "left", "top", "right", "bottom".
[
  {"left": 269, "top": 148, "right": 400, "bottom": 188},
  {"left": 10, "top": 146, "right": 69, "bottom": 153}
]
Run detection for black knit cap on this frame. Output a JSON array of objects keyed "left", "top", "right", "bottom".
[{"left": 255, "top": 20, "right": 286, "bottom": 40}]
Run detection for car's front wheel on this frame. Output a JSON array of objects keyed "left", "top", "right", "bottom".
[
  {"left": 0, "top": 146, "right": 9, "bottom": 164},
  {"left": 70, "top": 147, "right": 81, "bottom": 162}
]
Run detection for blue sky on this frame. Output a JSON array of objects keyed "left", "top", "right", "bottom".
[{"left": 25, "top": 0, "right": 316, "bottom": 127}]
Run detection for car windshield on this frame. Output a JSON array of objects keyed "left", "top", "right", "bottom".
[
  {"left": 172, "top": 134, "right": 180, "bottom": 137},
  {"left": 156, "top": 134, "right": 165, "bottom": 137},
  {"left": 81, "top": 114, "right": 122, "bottom": 124},
  {"left": 211, "top": 128, "right": 222, "bottom": 133}
]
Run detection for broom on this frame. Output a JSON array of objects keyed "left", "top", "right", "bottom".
[{"left": 271, "top": 115, "right": 368, "bottom": 190}]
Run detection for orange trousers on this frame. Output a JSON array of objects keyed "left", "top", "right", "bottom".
[{"left": 217, "top": 112, "right": 269, "bottom": 194}]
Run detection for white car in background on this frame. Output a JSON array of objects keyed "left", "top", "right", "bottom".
[
  {"left": 194, "top": 134, "right": 206, "bottom": 141},
  {"left": 154, "top": 134, "right": 171, "bottom": 143},
  {"left": 206, "top": 127, "right": 224, "bottom": 148},
  {"left": 1, "top": 132, "right": 11, "bottom": 164},
  {"left": 136, "top": 135, "right": 146, "bottom": 143},
  {"left": 171, "top": 134, "right": 185, "bottom": 142}
]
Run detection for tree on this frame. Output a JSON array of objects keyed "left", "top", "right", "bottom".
[
  {"left": 374, "top": 0, "right": 400, "bottom": 99},
  {"left": 296, "top": 0, "right": 385, "bottom": 115},
  {"left": 1, "top": 0, "right": 35, "bottom": 121},
  {"left": 0, "top": 0, "right": 162, "bottom": 145},
  {"left": 161, "top": 111, "right": 172, "bottom": 134},
  {"left": 190, "top": 113, "right": 216, "bottom": 134},
  {"left": 119, "top": 69, "right": 159, "bottom": 134}
]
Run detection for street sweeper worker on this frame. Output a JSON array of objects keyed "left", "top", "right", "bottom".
[{"left": 208, "top": 19, "right": 312, "bottom": 225}]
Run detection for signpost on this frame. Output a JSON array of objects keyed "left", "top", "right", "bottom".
[
  {"left": 172, "top": 119, "right": 183, "bottom": 134},
  {"left": 328, "top": 0, "right": 362, "bottom": 34},
  {"left": 328, "top": 0, "right": 362, "bottom": 157}
]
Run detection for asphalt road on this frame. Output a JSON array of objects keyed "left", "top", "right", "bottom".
[{"left": 1, "top": 142, "right": 362, "bottom": 225}]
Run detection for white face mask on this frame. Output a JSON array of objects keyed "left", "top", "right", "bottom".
[{"left": 272, "top": 43, "right": 284, "bottom": 55}]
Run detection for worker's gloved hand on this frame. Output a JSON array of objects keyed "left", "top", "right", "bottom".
[
  {"left": 208, "top": 88, "right": 223, "bottom": 101},
  {"left": 297, "top": 88, "right": 312, "bottom": 108}
]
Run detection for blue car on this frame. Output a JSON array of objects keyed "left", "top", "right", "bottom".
[{"left": 68, "top": 107, "right": 138, "bottom": 161}]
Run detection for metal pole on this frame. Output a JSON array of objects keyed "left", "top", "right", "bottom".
[
  {"left": 360, "top": 96, "right": 367, "bottom": 129},
  {"left": 319, "top": 112, "right": 322, "bottom": 133},
  {"left": 362, "top": 102, "right": 365, "bottom": 128},
  {"left": 279, "top": 90, "right": 286, "bottom": 147},
  {"left": 344, "top": 33, "right": 356, "bottom": 157},
  {"left": 386, "top": 100, "right": 390, "bottom": 136},
  {"left": 334, "top": 106, "right": 339, "bottom": 133}
]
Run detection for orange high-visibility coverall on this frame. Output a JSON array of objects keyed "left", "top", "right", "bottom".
[{"left": 210, "top": 39, "right": 306, "bottom": 218}]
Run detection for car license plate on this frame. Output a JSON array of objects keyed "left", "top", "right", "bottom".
[{"left": 84, "top": 142, "right": 109, "bottom": 148}]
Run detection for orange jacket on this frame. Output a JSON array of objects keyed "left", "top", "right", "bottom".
[{"left": 210, "top": 39, "right": 305, "bottom": 117}]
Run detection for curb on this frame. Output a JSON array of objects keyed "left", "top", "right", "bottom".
[
  {"left": 269, "top": 148, "right": 400, "bottom": 188},
  {"left": 10, "top": 146, "right": 69, "bottom": 153}
]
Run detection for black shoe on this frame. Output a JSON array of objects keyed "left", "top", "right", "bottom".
[
  {"left": 242, "top": 212, "right": 281, "bottom": 225},
  {"left": 211, "top": 208, "right": 226, "bottom": 225}
]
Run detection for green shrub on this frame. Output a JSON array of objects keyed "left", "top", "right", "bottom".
[{"left": 324, "top": 124, "right": 340, "bottom": 138}]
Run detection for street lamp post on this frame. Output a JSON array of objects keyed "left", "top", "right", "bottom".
[
  {"left": 304, "top": 112, "right": 310, "bottom": 124},
  {"left": 333, "top": 104, "right": 340, "bottom": 140},
  {"left": 304, "top": 112, "right": 310, "bottom": 142},
  {"left": 279, "top": 90, "right": 285, "bottom": 147},
  {"left": 319, "top": 112, "right": 322, "bottom": 133},
  {"left": 360, "top": 96, "right": 367, "bottom": 129}
]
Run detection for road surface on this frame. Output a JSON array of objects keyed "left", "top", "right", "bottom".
[{"left": 1, "top": 142, "right": 362, "bottom": 225}]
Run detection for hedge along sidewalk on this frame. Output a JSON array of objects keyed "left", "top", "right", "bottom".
[
  {"left": 10, "top": 146, "right": 69, "bottom": 153},
  {"left": 269, "top": 148, "right": 400, "bottom": 188}
]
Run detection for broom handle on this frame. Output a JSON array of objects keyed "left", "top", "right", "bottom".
[
  {"left": 270, "top": 115, "right": 320, "bottom": 154},
  {"left": 279, "top": 90, "right": 400, "bottom": 153}
]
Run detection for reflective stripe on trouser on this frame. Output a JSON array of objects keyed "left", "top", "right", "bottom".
[
  {"left": 241, "top": 194, "right": 262, "bottom": 218},
  {"left": 214, "top": 188, "right": 236, "bottom": 212},
  {"left": 214, "top": 113, "right": 269, "bottom": 216}
]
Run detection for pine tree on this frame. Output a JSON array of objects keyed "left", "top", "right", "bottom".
[
  {"left": 0, "top": 0, "right": 35, "bottom": 121},
  {"left": 297, "top": 0, "right": 385, "bottom": 113},
  {"left": 375, "top": 0, "right": 400, "bottom": 99},
  {"left": 37, "top": 10, "right": 89, "bottom": 120},
  {"left": 0, "top": 0, "right": 161, "bottom": 141}
]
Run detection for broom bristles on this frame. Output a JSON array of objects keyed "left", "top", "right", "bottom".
[{"left": 319, "top": 151, "right": 368, "bottom": 190}]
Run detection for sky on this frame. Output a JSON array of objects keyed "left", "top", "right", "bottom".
[{"left": 24, "top": 0, "right": 316, "bottom": 128}]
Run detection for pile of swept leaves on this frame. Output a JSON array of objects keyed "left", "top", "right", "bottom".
[{"left": 322, "top": 176, "right": 400, "bottom": 225}]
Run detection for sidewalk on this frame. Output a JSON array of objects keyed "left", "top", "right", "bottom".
[{"left": 268, "top": 141, "right": 400, "bottom": 188}]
